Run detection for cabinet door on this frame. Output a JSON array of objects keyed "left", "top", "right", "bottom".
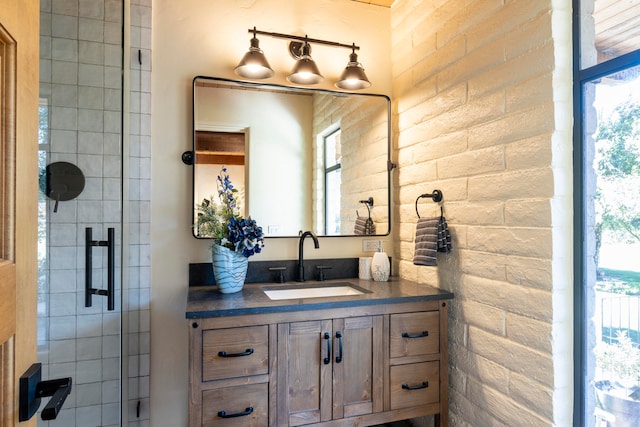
[
  {"left": 332, "top": 316, "right": 383, "bottom": 419},
  {"left": 277, "top": 320, "right": 332, "bottom": 426}
]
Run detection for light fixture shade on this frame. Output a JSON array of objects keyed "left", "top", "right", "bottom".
[
  {"left": 335, "top": 51, "right": 371, "bottom": 90},
  {"left": 234, "top": 36, "right": 274, "bottom": 79},
  {"left": 287, "top": 42, "right": 323, "bottom": 85}
]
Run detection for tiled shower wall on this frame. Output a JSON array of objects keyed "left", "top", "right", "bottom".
[{"left": 38, "top": 0, "right": 151, "bottom": 425}]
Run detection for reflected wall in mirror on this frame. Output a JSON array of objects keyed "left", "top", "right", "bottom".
[{"left": 192, "top": 76, "right": 391, "bottom": 238}]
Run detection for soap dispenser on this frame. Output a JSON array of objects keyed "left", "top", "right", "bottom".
[{"left": 371, "top": 242, "right": 390, "bottom": 282}]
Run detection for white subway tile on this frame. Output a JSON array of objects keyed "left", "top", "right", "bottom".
[
  {"left": 76, "top": 336, "right": 102, "bottom": 360},
  {"left": 76, "top": 382, "right": 102, "bottom": 406},
  {"left": 79, "top": 0, "right": 104, "bottom": 20},
  {"left": 76, "top": 359, "right": 102, "bottom": 384},
  {"left": 79, "top": 17, "right": 104, "bottom": 42}
]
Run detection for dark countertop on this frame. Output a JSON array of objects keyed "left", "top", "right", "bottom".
[{"left": 186, "top": 277, "right": 454, "bottom": 319}]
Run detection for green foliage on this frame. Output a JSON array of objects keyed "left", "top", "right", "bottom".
[
  {"left": 596, "top": 268, "right": 640, "bottom": 295},
  {"left": 196, "top": 167, "right": 264, "bottom": 258},
  {"left": 596, "top": 102, "right": 640, "bottom": 178},
  {"left": 595, "top": 100, "right": 640, "bottom": 247},
  {"left": 196, "top": 197, "right": 230, "bottom": 242},
  {"left": 595, "top": 331, "right": 640, "bottom": 385}
]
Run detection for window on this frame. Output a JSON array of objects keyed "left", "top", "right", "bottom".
[
  {"left": 324, "top": 129, "right": 341, "bottom": 235},
  {"left": 574, "top": 1, "right": 640, "bottom": 425}
]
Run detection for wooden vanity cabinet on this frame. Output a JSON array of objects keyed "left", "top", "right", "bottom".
[
  {"left": 188, "top": 300, "right": 449, "bottom": 427},
  {"left": 277, "top": 315, "right": 383, "bottom": 425}
]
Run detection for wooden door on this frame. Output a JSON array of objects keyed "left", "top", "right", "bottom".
[
  {"left": 332, "top": 315, "right": 384, "bottom": 419},
  {"left": 0, "top": 0, "right": 39, "bottom": 426},
  {"left": 277, "top": 320, "right": 332, "bottom": 426}
]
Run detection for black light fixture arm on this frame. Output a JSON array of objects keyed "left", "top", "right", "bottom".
[{"left": 247, "top": 27, "right": 359, "bottom": 51}]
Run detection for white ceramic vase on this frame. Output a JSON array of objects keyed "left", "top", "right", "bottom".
[{"left": 211, "top": 244, "right": 249, "bottom": 294}]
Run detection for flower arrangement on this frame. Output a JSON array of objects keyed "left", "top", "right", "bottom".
[{"left": 196, "top": 167, "right": 264, "bottom": 258}]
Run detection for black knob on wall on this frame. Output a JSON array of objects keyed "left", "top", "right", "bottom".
[{"left": 182, "top": 151, "right": 194, "bottom": 165}]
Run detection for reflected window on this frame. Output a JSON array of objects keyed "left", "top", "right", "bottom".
[{"left": 324, "top": 129, "right": 341, "bottom": 235}]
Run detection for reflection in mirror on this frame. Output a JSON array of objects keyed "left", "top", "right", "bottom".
[{"left": 192, "top": 76, "right": 391, "bottom": 238}]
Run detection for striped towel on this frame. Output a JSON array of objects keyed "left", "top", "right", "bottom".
[
  {"left": 437, "top": 216, "right": 452, "bottom": 253},
  {"left": 413, "top": 216, "right": 452, "bottom": 266},
  {"left": 413, "top": 217, "right": 439, "bottom": 266},
  {"left": 354, "top": 216, "right": 376, "bottom": 235}
]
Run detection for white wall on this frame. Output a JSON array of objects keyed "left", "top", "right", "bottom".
[{"left": 151, "top": 1, "right": 391, "bottom": 425}]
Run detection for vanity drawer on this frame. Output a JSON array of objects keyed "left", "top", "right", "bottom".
[
  {"left": 390, "top": 311, "right": 439, "bottom": 358},
  {"left": 202, "top": 325, "right": 268, "bottom": 381},
  {"left": 390, "top": 361, "right": 439, "bottom": 410},
  {"left": 202, "top": 383, "right": 268, "bottom": 427}
]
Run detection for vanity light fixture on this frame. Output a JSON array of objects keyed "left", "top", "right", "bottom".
[
  {"left": 234, "top": 27, "right": 274, "bottom": 79},
  {"left": 287, "top": 39, "right": 324, "bottom": 85},
  {"left": 335, "top": 44, "right": 371, "bottom": 90},
  {"left": 234, "top": 27, "right": 371, "bottom": 90}
]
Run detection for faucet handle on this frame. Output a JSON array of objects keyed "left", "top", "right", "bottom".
[
  {"left": 269, "top": 267, "right": 286, "bottom": 283},
  {"left": 316, "top": 265, "right": 332, "bottom": 282}
]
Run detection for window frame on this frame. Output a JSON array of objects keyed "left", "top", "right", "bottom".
[
  {"left": 572, "top": 1, "right": 640, "bottom": 425},
  {"left": 323, "top": 127, "right": 342, "bottom": 235}
]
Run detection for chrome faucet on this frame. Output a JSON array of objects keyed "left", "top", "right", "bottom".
[{"left": 297, "top": 231, "right": 320, "bottom": 282}]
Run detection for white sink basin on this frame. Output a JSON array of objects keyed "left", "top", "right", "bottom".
[{"left": 263, "top": 282, "right": 366, "bottom": 300}]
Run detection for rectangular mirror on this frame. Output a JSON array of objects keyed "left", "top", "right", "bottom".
[{"left": 192, "top": 76, "right": 391, "bottom": 238}]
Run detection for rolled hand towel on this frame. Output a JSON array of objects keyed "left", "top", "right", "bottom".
[
  {"left": 354, "top": 216, "right": 367, "bottom": 235},
  {"left": 413, "top": 217, "right": 439, "bottom": 266},
  {"left": 364, "top": 217, "right": 376, "bottom": 235},
  {"left": 437, "top": 216, "right": 452, "bottom": 253}
]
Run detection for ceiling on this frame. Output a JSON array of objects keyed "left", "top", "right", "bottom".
[
  {"left": 593, "top": 0, "right": 640, "bottom": 60},
  {"left": 349, "top": 0, "right": 638, "bottom": 60},
  {"left": 351, "top": 0, "right": 394, "bottom": 7}
]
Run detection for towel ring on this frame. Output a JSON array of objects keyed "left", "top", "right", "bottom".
[
  {"left": 359, "top": 197, "right": 374, "bottom": 218},
  {"left": 415, "top": 190, "right": 443, "bottom": 218}
]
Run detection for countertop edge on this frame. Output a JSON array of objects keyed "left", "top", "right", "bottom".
[
  {"left": 185, "top": 293, "right": 453, "bottom": 318},
  {"left": 185, "top": 277, "right": 454, "bottom": 319}
]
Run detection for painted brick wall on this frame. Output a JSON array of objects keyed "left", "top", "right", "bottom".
[{"left": 390, "top": 1, "right": 573, "bottom": 425}]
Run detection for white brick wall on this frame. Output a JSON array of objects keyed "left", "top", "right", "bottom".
[{"left": 391, "top": 0, "right": 573, "bottom": 425}]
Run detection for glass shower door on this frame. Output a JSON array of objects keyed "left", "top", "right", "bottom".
[{"left": 37, "top": 0, "right": 124, "bottom": 425}]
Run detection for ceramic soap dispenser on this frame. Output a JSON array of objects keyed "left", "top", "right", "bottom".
[{"left": 371, "top": 242, "right": 390, "bottom": 282}]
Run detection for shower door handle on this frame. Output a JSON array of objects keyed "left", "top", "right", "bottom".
[{"left": 85, "top": 227, "right": 115, "bottom": 310}]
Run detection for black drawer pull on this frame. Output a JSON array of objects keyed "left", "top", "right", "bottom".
[
  {"left": 323, "top": 332, "right": 331, "bottom": 365},
  {"left": 218, "top": 348, "right": 254, "bottom": 357},
  {"left": 402, "top": 331, "right": 429, "bottom": 339},
  {"left": 218, "top": 406, "right": 254, "bottom": 418},
  {"left": 335, "top": 331, "right": 343, "bottom": 364},
  {"left": 402, "top": 381, "right": 429, "bottom": 390}
]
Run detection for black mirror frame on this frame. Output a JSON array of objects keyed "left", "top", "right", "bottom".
[{"left": 189, "top": 75, "right": 392, "bottom": 239}]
